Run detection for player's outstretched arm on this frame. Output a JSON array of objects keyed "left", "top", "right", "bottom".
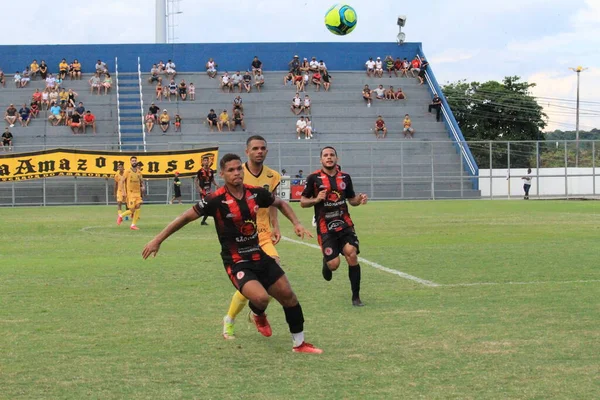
[
  {"left": 348, "top": 193, "right": 368, "bottom": 206},
  {"left": 142, "top": 208, "right": 200, "bottom": 259},
  {"left": 272, "top": 197, "right": 313, "bottom": 239},
  {"left": 269, "top": 206, "right": 281, "bottom": 245}
]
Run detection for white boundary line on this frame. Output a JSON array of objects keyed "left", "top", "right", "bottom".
[
  {"left": 281, "top": 236, "right": 440, "bottom": 287},
  {"left": 443, "top": 279, "right": 600, "bottom": 287}
]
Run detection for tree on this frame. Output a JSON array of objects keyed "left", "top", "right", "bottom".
[{"left": 443, "top": 76, "right": 547, "bottom": 168}]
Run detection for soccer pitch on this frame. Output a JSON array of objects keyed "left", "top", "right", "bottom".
[{"left": 1, "top": 201, "right": 599, "bottom": 399}]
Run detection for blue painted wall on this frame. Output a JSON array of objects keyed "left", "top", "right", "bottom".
[{"left": 1, "top": 42, "right": 422, "bottom": 73}]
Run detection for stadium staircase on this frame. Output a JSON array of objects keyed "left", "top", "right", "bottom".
[{"left": 116, "top": 57, "right": 146, "bottom": 151}]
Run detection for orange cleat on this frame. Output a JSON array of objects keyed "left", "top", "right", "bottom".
[
  {"left": 292, "top": 342, "right": 323, "bottom": 354},
  {"left": 116, "top": 215, "right": 123, "bottom": 225},
  {"left": 130, "top": 225, "right": 139, "bottom": 231},
  {"left": 252, "top": 313, "right": 272, "bottom": 337}
]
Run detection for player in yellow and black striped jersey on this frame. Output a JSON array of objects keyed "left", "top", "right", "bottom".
[{"left": 222, "top": 135, "right": 282, "bottom": 340}]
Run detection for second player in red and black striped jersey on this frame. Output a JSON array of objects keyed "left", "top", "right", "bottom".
[
  {"left": 195, "top": 167, "right": 217, "bottom": 196},
  {"left": 193, "top": 185, "right": 275, "bottom": 265},
  {"left": 302, "top": 168, "right": 356, "bottom": 235}
]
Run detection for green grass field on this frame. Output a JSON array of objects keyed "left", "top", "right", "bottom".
[{"left": 1, "top": 201, "right": 599, "bottom": 399}]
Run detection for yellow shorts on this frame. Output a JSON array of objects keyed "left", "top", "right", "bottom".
[
  {"left": 127, "top": 195, "right": 143, "bottom": 209},
  {"left": 259, "top": 233, "right": 279, "bottom": 258},
  {"left": 116, "top": 190, "right": 126, "bottom": 203}
]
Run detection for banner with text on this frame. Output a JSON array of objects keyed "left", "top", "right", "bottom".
[{"left": 0, "top": 147, "right": 218, "bottom": 181}]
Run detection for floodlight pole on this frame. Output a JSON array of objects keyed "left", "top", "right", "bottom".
[
  {"left": 569, "top": 66, "right": 588, "bottom": 167},
  {"left": 155, "top": 0, "right": 167, "bottom": 43}
]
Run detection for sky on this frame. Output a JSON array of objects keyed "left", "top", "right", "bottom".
[{"left": 0, "top": 0, "right": 598, "bottom": 132}]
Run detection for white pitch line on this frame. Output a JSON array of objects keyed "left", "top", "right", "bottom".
[
  {"left": 281, "top": 236, "right": 440, "bottom": 287},
  {"left": 442, "top": 279, "right": 600, "bottom": 287}
]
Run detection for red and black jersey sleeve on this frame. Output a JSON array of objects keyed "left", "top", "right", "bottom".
[
  {"left": 192, "top": 192, "right": 216, "bottom": 217},
  {"left": 252, "top": 187, "right": 276, "bottom": 208},
  {"left": 343, "top": 173, "right": 356, "bottom": 199},
  {"left": 301, "top": 174, "right": 318, "bottom": 198}
]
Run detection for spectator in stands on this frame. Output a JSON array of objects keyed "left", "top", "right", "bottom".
[
  {"left": 13, "top": 71, "right": 22, "bottom": 88},
  {"left": 149, "top": 102, "right": 159, "bottom": 119},
  {"left": 373, "top": 84, "right": 385, "bottom": 100},
  {"left": 294, "top": 73, "right": 304, "bottom": 92},
  {"left": 155, "top": 82, "right": 163, "bottom": 100},
  {"left": 21, "top": 68, "right": 31, "bottom": 88},
  {"left": 70, "top": 111, "right": 82, "bottom": 134},
  {"left": 400, "top": 58, "right": 410, "bottom": 77},
  {"left": 218, "top": 109, "right": 231, "bottom": 132},
  {"left": 83, "top": 111, "right": 97, "bottom": 134},
  {"left": 0, "top": 69, "right": 5, "bottom": 87},
  {"left": 58, "top": 110, "right": 67, "bottom": 126},
  {"left": 59, "top": 58, "right": 69, "bottom": 80},
  {"left": 289, "top": 55, "right": 301, "bottom": 75},
  {"left": 206, "top": 109, "right": 218, "bottom": 132},
  {"left": 30, "top": 60, "right": 40, "bottom": 80},
  {"left": 296, "top": 116, "right": 307, "bottom": 139},
  {"left": 165, "top": 60, "right": 176, "bottom": 80},
  {"left": 305, "top": 117, "right": 314, "bottom": 138},
  {"left": 39, "top": 60, "right": 48, "bottom": 80},
  {"left": 295, "top": 170, "right": 304, "bottom": 184},
  {"left": 30, "top": 101, "right": 39, "bottom": 119},
  {"left": 18, "top": 104, "right": 31, "bottom": 127},
  {"left": 157, "top": 60, "right": 166, "bottom": 73},
  {"left": 71, "top": 59, "right": 82, "bottom": 80},
  {"left": 385, "top": 86, "right": 395, "bottom": 100},
  {"left": 5, "top": 104, "right": 18, "bottom": 127},
  {"left": 168, "top": 79, "right": 177, "bottom": 102},
  {"left": 374, "top": 116, "right": 387, "bottom": 139},
  {"left": 162, "top": 84, "right": 169, "bottom": 101},
  {"left": 189, "top": 82, "right": 195, "bottom": 101},
  {"left": 178, "top": 79, "right": 187, "bottom": 101},
  {"left": 322, "top": 70, "right": 332, "bottom": 91},
  {"left": 429, "top": 94, "right": 442, "bottom": 121},
  {"left": 67, "top": 89, "right": 78, "bottom": 106},
  {"left": 394, "top": 57, "right": 402, "bottom": 75},
  {"left": 66, "top": 102, "right": 75, "bottom": 124},
  {"left": 362, "top": 84, "right": 372, "bottom": 107},
  {"left": 318, "top": 60, "right": 327, "bottom": 73},
  {"left": 2, "top": 127, "right": 13, "bottom": 151},
  {"left": 174, "top": 113, "right": 182, "bottom": 132},
  {"left": 251, "top": 56, "right": 263, "bottom": 76},
  {"left": 375, "top": 57, "right": 384, "bottom": 78},
  {"left": 365, "top": 57, "right": 375, "bottom": 77},
  {"left": 41, "top": 88, "right": 50, "bottom": 110},
  {"left": 49, "top": 88, "right": 59, "bottom": 105},
  {"left": 254, "top": 70, "right": 265, "bottom": 92},
  {"left": 75, "top": 102, "right": 85, "bottom": 115},
  {"left": 395, "top": 87, "right": 406, "bottom": 100},
  {"left": 231, "top": 71, "right": 244, "bottom": 93},
  {"left": 206, "top": 58, "right": 218, "bottom": 78},
  {"left": 385, "top": 55, "right": 396, "bottom": 77},
  {"left": 59, "top": 88, "right": 69, "bottom": 105},
  {"left": 31, "top": 89, "right": 42, "bottom": 107},
  {"left": 303, "top": 95, "right": 311, "bottom": 115},
  {"left": 410, "top": 57, "right": 421, "bottom": 78},
  {"left": 149, "top": 64, "right": 162, "bottom": 84},
  {"left": 283, "top": 71, "right": 294, "bottom": 86},
  {"left": 159, "top": 109, "right": 171, "bottom": 133},
  {"left": 48, "top": 102, "right": 61, "bottom": 126},
  {"left": 145, "top": 110, "right": 156, "bottom": 132},
  {"left": 312, "top": 71, "right": 322, "bottom": 92},
  {"left": 403, "top": 114, "right": 415, "bottom": 138},
  {"left": 89, "top": 73, "right": 102, "bottom": 94},
  {"left": 95, "top": 60, "right": 108, "bottom": 76},
  {"left": 231, "top": 108, "right": 245, "bottom": 132},
  {"left": 220, "top": 72, "right": 232, "bottom": 93},
  {"left": 299, "top": 58, "right": 310, "bottom": 73},
  {"left": 232, "top": 95, "right": 244, "bottom": 114},
  {"left": 243, "top": 71, "right": 253, "bottom": 93},
  {"left": 291, "top": 93, "right": 302, "bottom": 115},
  {"left": 418, "top": 58, "right": 429, "bottom": 85},
  {"left": 309, "top": 57, "right": 319, "bottom": 73}
]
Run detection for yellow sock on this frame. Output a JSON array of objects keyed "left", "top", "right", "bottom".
[
  {"left": 132, "top": 208, "right": 141, "bottom": 225},
  {"left": 227, "top": 290, "right": 249, "bottom": 320},
  {"left": 120, "top": 210, "right": 132, "bottom": 218}
]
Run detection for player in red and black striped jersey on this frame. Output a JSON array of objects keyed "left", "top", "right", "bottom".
[
  {"left": 301, "top": 146, "right": 368, "bottom": 307},
  {"left": 142, "top": 153, "right": 323, "bottom": 354},
  {"left": 195, "top": 156, "right": 219, "bottom": 225}
]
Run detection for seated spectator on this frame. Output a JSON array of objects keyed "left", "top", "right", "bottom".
[
  {"left": 29, "top": 102, "right": 40, "bottom": 119},
  {"left": 70, "top": 111, "right": 82, "bottom": 134},
  {"left": 149, "top": 102, "right": 159, "bottom": 119},
  {"left": 89, "top": 73, "right": 102, "bottom": 94},
  {"left": 428, "top": 94, "right": 442, "bottom": 121},
  {"left": 188, "top": 82, "right": 195, "bottom": 101},
  {"left": 231, "top": 109, "right": 245, "bottom": 132},
  {"left": 394, "top": 57, "right": 403, "bottom": 75},
  {"left": 294, "top": 170, "right": 304, "bottom": 184},
  {"left": 410, "top": 57, "right": 421, "bottom": 78},
  {"left": 174, "top": 113, "right": 182, "bottom": 132},
  {"left": 294, "top": 73, "right": 304, "bottom": 92},
  {"left": 288, "top": 55, "right": 300, "bottom": 75},
  {"left": 39, "top": 61, "right": 48, "bottom": 80},
  {"left": 165, "top": 59, "right": 176, "bottom": 79},
  {"left": 178, "top": 79, "right": 187, "bottom": 101},
  {"left": 58, "top": 110, "right": 67, "bottom": 126},
  {"left": 155, "top": 82, "right": 163, "bottom": 100},
  {"left": 145, "top": 111, "right": 156, "bottom": 132},
  {"left": 41, "top": 89, "right": 50, "bottom": 110},
  {"left": 254, "top": 70, "right": 265, "bottom": 92},
  {"left": 149, "top": 64, "right": 162, "bottom": 84},
  {"left": 384, "top": 55, "right": 396, "bottom": 77},
  {"left": 374, "top": 57, "right": 384, "bottom": 78},
  {"left": 373, "top": 84, "right": 385, "bottom": 100},
  {"left": 157, "top": 60, "right": 166, "bottom": 73},
  {"left": 305, "top": 117, "right": 313, "bottom": 138},
  {"left": 303, "top": 71, "right": 310, "bottom": 87},
  {"left": 318, "top": 60, "right": 327, "bottom": 73},
  {"left": 5, "top": 104, "right": 18, "bottom": 127},
  {"left": 168, "top": 79, "right": 177, "bottom": 102},
  {"left": 374, "top": 116, "right": 387, "bottom": 139},
  {"left": 232, "top": 95, "right": 244, "bottom": 114},
  {"left": 303, "top": 95, "right": 311, "bottom": 115},
  {"left": 231, "top": 71, "right": 244, "bottom": 93},
  {"left": 66, "top": 103, "right": 75, "bottom": 123},
  {"left": 283, "top": 71, "right": 294, "bottom": 86},
  {"left": 59, "top": 58, "right": 69, "bottom": 80},
  {"left": 67, "top": 89, "right": 78, "bottom": 106},
  {"left": 95, "top": 59, "right": 108, "bottom": 76},
  {"left": 242, "top": 71, "right": 252, "bottom": 93},
  {"left": 159, "top": 109, "right": 170, "bottom": 133},
  {"left": 309, "top": 57, "right": 319, "bottom": 72},
  {"left": 14, "top": 71, "right": 22, "bottom": 88},
  {"left": 2, "top": 127, "right": 13, "bottom": 151},
  {"left": 418, "top": 58, "right": 429, "bottom": 85},
  {"left": 47, "top": 103, "right": 61, "bottom": 125},
  {"left": 362, "top": 84, "right": 372, "bottom": 107},
  {"left": 71, "top": 59, "right": 82, "bottom": 80},
  {"left": 0, "top": 69, "right": 5, "bottom": 87},
  {"left": 30, "top": 60, "right": 40, "bottom": 80},
  {"left": 206, "top": 58, "right": 218, "bottom": 78},
  {"left": 21, "top": 68, "right": 31, "bottom": 87},
  {"left": 251, "top": 56, "right": 263, "bottom": 75},
  {"left": 296, "top": 116, "right": 307, "bottom": 139},
  {"left": 59, "top": 88, "right": 69, "bottom": 104},
  {"left": 365, "top": 57, "right": 375, "bottom": 77},
  {"left": 299, "top": 58, "right": 310, "bottom": 73},
  {"left": 162, "top": 84, "right": 169, "bottom": 101},
  {"left": 322, "top": 70, "right": 332, "bottom": 91},
  {"left": 395, "top": 87, "right": 406, "bottom": 100},
  {"left": 400, "top": 58, "right": 410, "bottom": 77},
  {"left": 218, "top": 109, "right": 231, "bottom": 132},
  {"left": 55, "top": 75, "right": 63, "bottom": 88},
  {"left": 83, "top": 110, "right": 97, "bottom": 134},
  {"left": 49, "top": 88, "right": 59, "bottom": 105},
  {"left": 32, "top": 88, "right": 42, "bottom": 106},
  {"left": 75, "top": 102, "right": 85, "bottom": 116},
  {"left": 220, "top": 72, "right": 232, "bottom": 92},
  {"left": 385, "top": 86, "right": 395, "bottom": 100},
  {"left": 19, "top": 104, "right": 31, "bottom": 127},
  {"left": 291, "top": 93, "right": 302, "bottom": 115},
  {"left": 403, "top": 114, "right": 415, "bottom": 138},
  {"left": 311, "top": 71, "right": 322, "bottom": 91},
  {"left": 206, "top": 109, "right": 218, "bottom": 131}
]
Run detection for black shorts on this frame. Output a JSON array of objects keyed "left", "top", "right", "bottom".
[
  {"left": 179, "top": 88, "right": 186, "bottom": 94},
  {"left": 226, "top": 257, "right": 285, "bottom": 292},
  {"left": 318, "top": 227, "right": 360, "bottom": 262},
  {"left": 2, "top": 140, "right": 10, "bottom": 146},
  {"left": 174, "top": 187, "right": 181, "bottom": 197},
  {"left": 234, "top": 118, "right": 242, "bottom": 125}
]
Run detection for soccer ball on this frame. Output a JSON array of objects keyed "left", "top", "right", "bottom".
[{"left": 325, "top": 4, "right": 357, "bottom": 36}]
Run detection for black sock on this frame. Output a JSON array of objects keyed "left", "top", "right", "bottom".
[
  {"left": 348, "top": 264, "right": 361, "bottom": 300},
  {"left": 249, "top": 302, "right": 265, "bottom": 316},
  {"left": 201, "top": 215, "right": 208, "bottom": 223},
  {"left": 283, "top": 303, "right": 304, "bottom": 334}
]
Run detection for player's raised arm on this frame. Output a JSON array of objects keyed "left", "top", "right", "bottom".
[
  {"left": 142, "top": 207, "right": 200, "bottom": 259},
  {"left": 271, "top": 197, "right": 312, "bottom": 239}
]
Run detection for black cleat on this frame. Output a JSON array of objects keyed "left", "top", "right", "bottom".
[
  {"left": 201, "top": 221, "right": 209, "bottom": 226},
  {"left": 352, "top": 298, "right": 365, "bottom": 307},
  {"left": 322, "top": 260, "right": 332, "bottom": 281}
]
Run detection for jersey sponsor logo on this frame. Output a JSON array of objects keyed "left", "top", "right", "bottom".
[
  {"left": 325, "top": 211, "right": 341, "bottom": 219},
  {"left": 327, "top": 220, "right": 345, "bottom": 231},
  {"left": 240, "top": 220, "right": 257, "bottom": 236},
  {"left": 236, "top": 271, "right": 245, "bottom": 280},
  {"left": 324, "top": 247, "right": 333, "bottom": 256},
  {"left": 222, "top": 199, "right": 234, "bottom": 204},
  {"left": 267, "top": 173, "right": 273, "bottom": 178},
  {"left": 326, "top": 190, "right": 341, "bottom": 202}
]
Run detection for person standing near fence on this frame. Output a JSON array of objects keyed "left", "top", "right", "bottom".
[
  {"left": 171, "top": 171, "right": 182, "bottom": 204},
  {"left": 522, "top": 168, "right": 532, "bottom": 200}
]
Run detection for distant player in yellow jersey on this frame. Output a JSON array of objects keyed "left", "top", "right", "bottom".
[
  {"left": 223, "top": 135, "right": 282, "bottom": 339},
  {"left": 117, "top": 156, "right": 145, "bottom": 230},
  {"left": 114, "top": 162, "right": 126, "bottom": 215}
]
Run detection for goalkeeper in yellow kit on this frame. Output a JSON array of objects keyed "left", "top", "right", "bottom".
[{"left": 222, "top": 135, "right": 282, "bottom": 339}]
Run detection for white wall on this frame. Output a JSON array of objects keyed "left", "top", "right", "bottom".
[{"left": 479, "top": 168, "right": 600, "bottom": 197}]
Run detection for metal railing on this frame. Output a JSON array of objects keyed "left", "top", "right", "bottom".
[
  {"left": 114, "top": 56, "right": 122, "bottom": 149},
  {"left": 137, "top": 56, "right": 147, "bottom": 151}
]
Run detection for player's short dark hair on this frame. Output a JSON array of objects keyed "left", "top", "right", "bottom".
[
  {"left": 130, "top": 156, "right": 137, "bottom": 161},
  {"left": 246, "top": 135, "right": 267, "bottom": 146},
  {"left": 320, "top": 146, "right": 337, "bottom": 157},
  {"left": 117, "top": 161, "right": 124, "bottom": 166},
  {"left": 220, "top": 153, "right": 241, "bottom": 169}
]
